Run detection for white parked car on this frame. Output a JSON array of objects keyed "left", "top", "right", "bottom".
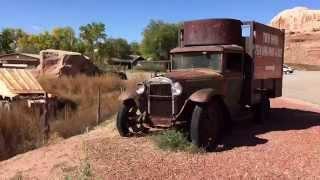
[{"left": 283, "top": 64, "right": 294, "bottom": 74}]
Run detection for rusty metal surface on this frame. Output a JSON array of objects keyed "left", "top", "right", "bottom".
[
  {"left": 242, "top": 21, "right": 284, "bottom": 105},
  {"left": 189, "top": 88, "right": 216, "bottom": 103},
  {"left": 183, "top": 19, "right": 242, "bottom": 46},
  {"left": 251, "top": 21, "right": 285, "bottom": 79},
  {"left": 122, "top": 18, "right": 285, "bottom": 130},
  {"left": 170, "top": 45, "right": 243, "bottom": 53},
  {"left": 166, "top": 68, "right": 223, "bottom": 81},
  {"left": 0, "top": 68, "right": 45, "bottom": 98}
]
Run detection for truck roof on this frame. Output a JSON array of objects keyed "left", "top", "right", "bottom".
[{"left": 170, "top": 45, "right": 243, "bottom": 54}]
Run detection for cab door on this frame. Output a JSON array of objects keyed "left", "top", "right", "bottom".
[{"left": 222, "top": 51, "right": 244, "bottom": 116}]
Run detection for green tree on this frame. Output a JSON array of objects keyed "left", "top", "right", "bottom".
[
  {"left": 140, "top": 20, "right": 180, "bottom": 60},
  {"left": 97, "top": 38, "right": 131, "bottom": 68},
  {"left": 17, "top": 31, "right": 54, "bottom": 54},
  {"left": 17, "top": 34, "right": 40, "bottom": 53},
  {"left": 79, "top": 22, "right": 107, "bottom": 62},
  {"left": 0, "top": 28, "right": 26, "bottom": 53},
  {"left": 130, "top": 42, "right": 140, "bottom": 55},
  {"left": 51, "top": 27, "right": 76, "bottom": 51},
  {"left": 110, "top": 38, "right": 131, "bottom": 58}
]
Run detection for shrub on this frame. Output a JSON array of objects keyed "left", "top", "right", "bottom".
[{"left": 152, "top": 130, "right": 200, "bottom": 152}]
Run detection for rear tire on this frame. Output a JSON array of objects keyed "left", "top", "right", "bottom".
[
  {"left": 190, "top": 100, "right": 222, "bottom": 150},
  {"left": 254, "top": 97, "right": 270, "bottom": 123}
]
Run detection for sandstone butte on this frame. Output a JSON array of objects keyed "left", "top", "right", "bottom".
[{"left": 271, "top": 7, "right": 320, "bottom": 66}]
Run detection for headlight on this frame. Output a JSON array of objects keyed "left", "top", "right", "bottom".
[
  {"left": 136, "top": 83, "right": 145, "bottom": 94},
  {"left": 172, "top": 82, "right": 182, "bottom": 96}
]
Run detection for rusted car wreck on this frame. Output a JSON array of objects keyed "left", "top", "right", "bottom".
[{"left": 117, "top": 19, "right": 285, "bottom": 150}]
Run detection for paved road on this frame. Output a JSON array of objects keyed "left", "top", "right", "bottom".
[{"left": 283, "top": 70, "right": 320, "bottom": 105}]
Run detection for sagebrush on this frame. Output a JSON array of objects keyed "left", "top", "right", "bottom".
[{"left": 152, "top": 130, "right": 200, "bottom": 152}]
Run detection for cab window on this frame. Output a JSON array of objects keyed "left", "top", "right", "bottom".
[{"left": 224, "top": 53, "right": 242, "bottom": 72}]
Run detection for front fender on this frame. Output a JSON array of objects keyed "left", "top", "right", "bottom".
[
  {"left": 189, "top": 88, "right": 221, "bottom": 103},
  {"left": 119, "top": 89, "right": 137, "bottom": 102}
]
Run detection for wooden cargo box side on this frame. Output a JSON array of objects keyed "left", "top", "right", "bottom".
[{"left": 242, "top": 21, "right": 285, "bottom": 105}]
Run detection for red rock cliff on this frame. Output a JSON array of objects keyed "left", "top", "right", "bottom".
[{"left": 271, "top": 7, "right": 320, "bottom": 65}]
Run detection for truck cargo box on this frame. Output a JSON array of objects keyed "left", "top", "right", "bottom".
[{"left": 242, "top": 21, "right": 285, "bottom": 105}]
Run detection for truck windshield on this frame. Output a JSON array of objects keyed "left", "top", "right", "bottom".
[{"left": 172, "top": 53, "right": 222, "bottom": 71}]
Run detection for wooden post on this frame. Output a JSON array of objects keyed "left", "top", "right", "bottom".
[
  {"left": 40, "top": 94, "right": 50, "bottom": 142},
  {"left": 96, "top": 87, "right": 101, "bottom": 125},
  {"left": 64, "top": 104, "right": 68, "bottom": 122}
]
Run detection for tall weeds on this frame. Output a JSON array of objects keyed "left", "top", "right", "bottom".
[
  {"left": 0, "top": 74, "right": 126, "bottom": 160},
  {"left": 38, "top": 74, "right": 124, "bottom": 138},
  {"left": 0, "top": 103, "right": 43, "bottom": 160}
]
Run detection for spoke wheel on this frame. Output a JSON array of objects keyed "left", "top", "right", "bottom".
[{"left": 116, "top": 101, "right": 147, "bottom": 137}]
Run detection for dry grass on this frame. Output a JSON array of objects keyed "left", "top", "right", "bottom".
[
  {"left": 0, "top": 103, "right": 43, "bottom": 160},
  {"left": 38, "top": 74, "right": 125, "bottom": 138},
  {"left": 0, "top": 73, "right": 146, "bottom": 160}
]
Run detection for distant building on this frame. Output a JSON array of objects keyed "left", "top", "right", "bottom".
[
  {"left": 0, "top": 53, "right": 40, "bottom": 69},
  {"left": 109, "top": 55, "right": 145, "bottom": 69}
]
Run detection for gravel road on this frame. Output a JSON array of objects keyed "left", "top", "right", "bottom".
[{"left": 283, "top": 70, "right": 320, "bottom": 105}]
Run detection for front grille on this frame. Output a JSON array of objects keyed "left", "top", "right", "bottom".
[
  {"left": 149, "top": 83, "right": 171, "bottom": 96},
  {"left": 148, "top": 83, "right": 172, "bottom": 118}
]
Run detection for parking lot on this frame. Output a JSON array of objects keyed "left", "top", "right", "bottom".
[{"left": 283, "top": 70, "right": 320, "bottom": 105}]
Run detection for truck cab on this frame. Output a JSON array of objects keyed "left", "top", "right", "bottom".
[
  {"left": 117, "top": 19, "right": 284, "bottom": 150},
  {"left": 169, "top": 45, "right": 244, "bottom": 118}
]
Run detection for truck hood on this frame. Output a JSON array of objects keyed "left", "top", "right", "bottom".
[{"left": 165, "top": 68, "right": 223, "bottom": 81}]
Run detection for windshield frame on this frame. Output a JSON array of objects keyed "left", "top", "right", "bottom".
[{"left": 170, "top": 52, "right": 223, "bottom": 72}]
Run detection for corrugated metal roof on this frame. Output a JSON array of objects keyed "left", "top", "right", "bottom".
[{"left": 0, "top": 68, "right": 45, "bottom": 98}]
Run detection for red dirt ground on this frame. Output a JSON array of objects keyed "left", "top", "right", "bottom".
[{"left": 1, "top": 97, "right": 320, "bottom": 179}]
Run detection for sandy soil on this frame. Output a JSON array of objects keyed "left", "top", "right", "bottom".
[
  {"left": 283, "top": 71, "right": 320, "bottom": 105},
  {"left": 1, "top": 97, "right": 320, "bottom": 179}
]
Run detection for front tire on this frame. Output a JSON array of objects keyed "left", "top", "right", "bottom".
[
  {"left": 190, "top": 100, "right": 222, "bottom": 150},
  {"left": 116, "top": 104, "right": 131, "bottom": 137},
  {"left": 116, "top": 101, "right": 147, "bottom": 137}
]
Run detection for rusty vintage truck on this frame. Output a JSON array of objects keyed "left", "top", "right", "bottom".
[{"left": 117, "top": 19, "right": 285, "bottom": 149}]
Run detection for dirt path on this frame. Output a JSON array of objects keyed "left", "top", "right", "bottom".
[
  {"left": 1, "top": 97, "right": 320, "bottom": 179},
  {"left": 283, "top": 70, "right": 320, "bottom": 105}
]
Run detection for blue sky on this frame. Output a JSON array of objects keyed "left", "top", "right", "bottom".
[{"left": 0, "top": 0, "right": 319, "bottom": 42}]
